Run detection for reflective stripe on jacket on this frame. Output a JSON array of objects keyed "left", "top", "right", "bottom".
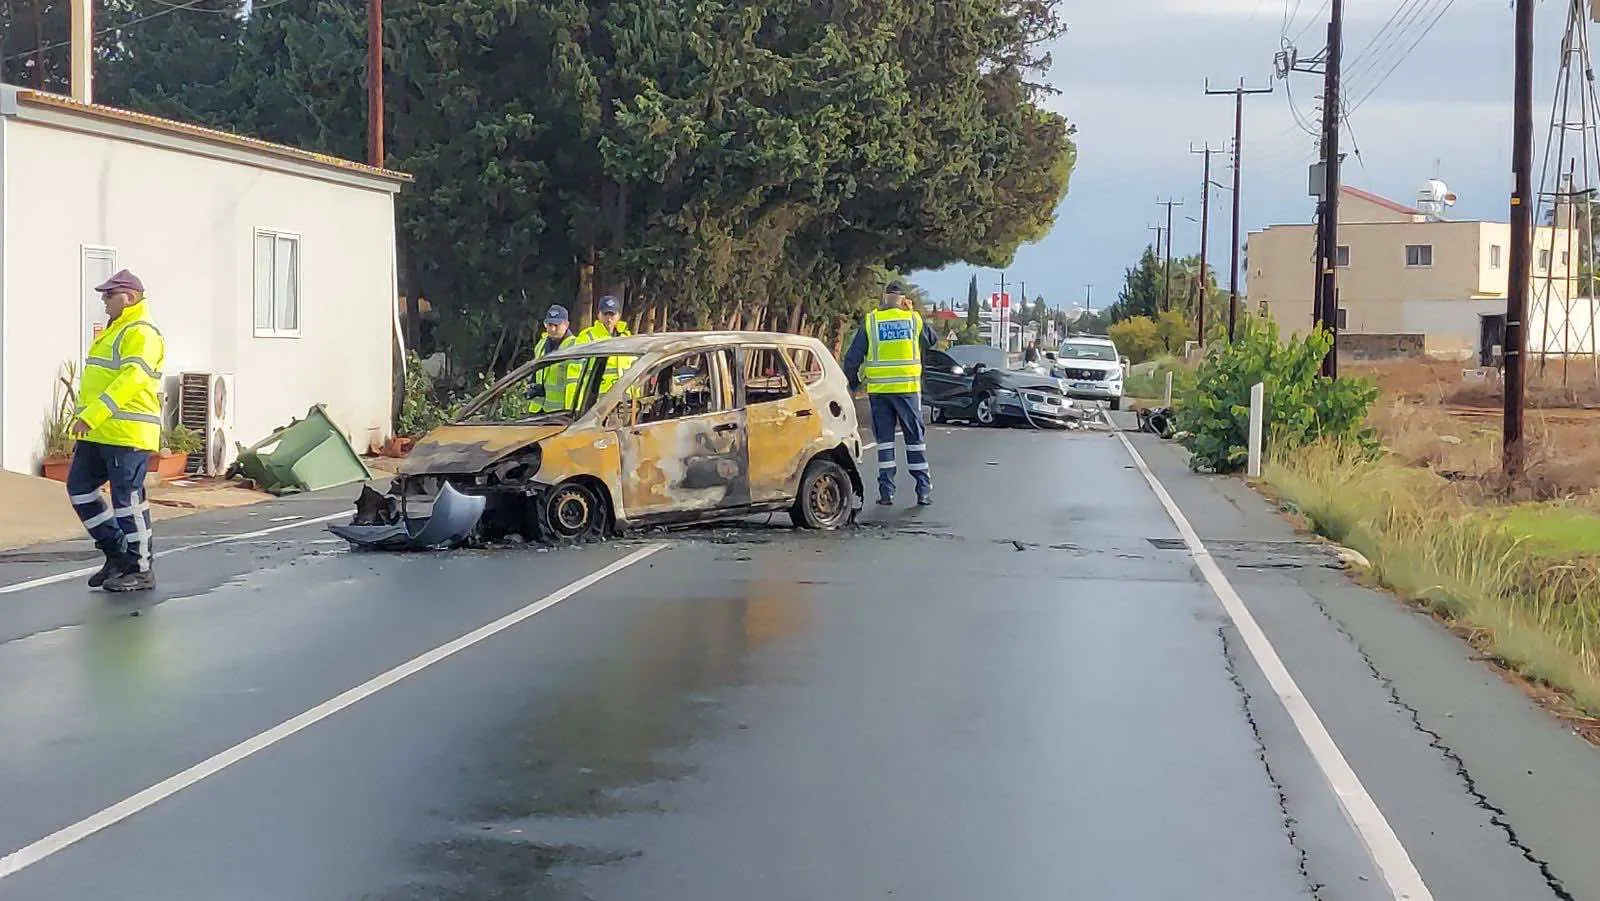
[
  {"left": 528, "top": 333, "right": 579, "bottom": 412},
  {"left": 79, "top": 300, "right": 166, "bottom": 451},
  {"left": 862, "top": 308, "right": 923, "bottom": 394},
  {"left": 575, "top": 322, "right": 636, "bottom": 394}
]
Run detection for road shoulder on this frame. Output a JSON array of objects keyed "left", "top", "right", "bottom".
[{"left": 1127, "top": 430, "right": 1600, "bottom": 901}]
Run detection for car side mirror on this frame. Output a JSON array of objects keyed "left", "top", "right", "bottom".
[{"left": 949, "top": 365, "right": 966, "bottom": 376}]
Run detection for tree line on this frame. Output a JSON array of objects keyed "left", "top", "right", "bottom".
[
  {"left": 4, "top": 0, "right": 1076, "bottom": 377},
  {"left": 1096, "top": 244, "right": 1229, "bottom": 363}
]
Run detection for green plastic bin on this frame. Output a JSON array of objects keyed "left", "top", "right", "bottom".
[{"left": 233, "top": 404, "right": 373, "bottom": 496}]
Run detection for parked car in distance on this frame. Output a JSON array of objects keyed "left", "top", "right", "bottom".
[
  {"left": 331, "top": 332, "right": 866, "bottom": 550},
  {"left": 1051, "top": 335, "right": 1127, "bottom": 411},
  {"left": 922, "top": 344, "right": 1075, "bottom": 427}
]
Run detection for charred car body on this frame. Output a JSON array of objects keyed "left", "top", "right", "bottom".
[
  {"left": 332, "top": 333, "right": 866, "bottom": 549},
  {"left": 921, "top": 345, "right": 1077, "bottom": 428}
]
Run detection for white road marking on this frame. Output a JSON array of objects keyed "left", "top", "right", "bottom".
[
  {"left": 1115, "top": 432, "right": 1433, "bottom": 901},
  {"left": 0, "top": 542, "right": 666, "bottom": 879},
  {"left": 0, "top": 511, "right": 351, "bottom": 596}
]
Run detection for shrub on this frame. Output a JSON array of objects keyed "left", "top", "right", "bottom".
[
  {"left": 398, "top": 351, "right": 447, "bottom": 437},
  {"left": 1178, "top": 317, "right": 1379, "bottom": 473},
  {"left": 1108, "top": 316, "right": 1160, "bottom": 363},
  {"left": 162, "top": 424, "right": 205, "bottom": 456}
]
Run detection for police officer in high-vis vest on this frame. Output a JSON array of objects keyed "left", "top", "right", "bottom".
[
  {"left": 528, "top": 305, "right": 579, "bottom": 413},
  {"left": 574, "top": 294, "right": 635, "bottom": 396},
  {"left": 69, "top": 269, "right": 167, "bottom": 592},
  {"left": 843, "top": 281, "right": 938, "bottom": 507}
]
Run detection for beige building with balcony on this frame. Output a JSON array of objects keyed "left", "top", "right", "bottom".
[{"left": 1246, "top": 186, "right": 1585, "bottom": 360}]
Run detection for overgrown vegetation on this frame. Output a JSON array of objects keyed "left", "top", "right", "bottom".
[
  {"left": 162, "top": 424, "right": 205, "bottom": 456},
  {"left": 1124, "top": 356, "right": 1195, "bottom": 401},
  {"left": 9, "top": 0, "right": 1075, "bottom": 375},
  {"left": 1268, "top": 443, "right": 1600, "bottom": 716},
  {"left": 398, "top": 352, "right": 447, "bottom": 437},
  {"left": 1178, "top": 317, "right": 1379, "bottom": 473}
]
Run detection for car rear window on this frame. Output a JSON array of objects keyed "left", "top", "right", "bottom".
[{"left": 786, "top": 347, "right": 827, "bottom": 385}]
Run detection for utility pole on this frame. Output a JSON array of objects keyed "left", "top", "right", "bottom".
[
  {"left": 1207, "top": 79, "right": 1275, "bottom": 340},
  {"left": 1314, "top": 0, "right": 1345, "bottom": 378},
  {"left": 69, "top": 0, "right": 90, "bottom": 102},
  {"left": 1085, "top": 284, "right": 1094, "bottom": 311},
  {"left": 1506, "top": 0, "right": 1535, "bottom": 480},
  {"left": 1191, "top": 143, "right": 1219, "bottom": 345},
  {"left": 1157, "top": 198, "right": 1184, "bottom": 313},
  {"left": 368, "top": 0, "right": 384, "bottom": 167}
]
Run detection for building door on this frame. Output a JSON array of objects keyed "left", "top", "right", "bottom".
[
  {"left": 81, "top": 246, "right": 117, "bottom": 361},
  {"left": 1479, "top": 313, "right": 1507, "bottom": 367}
]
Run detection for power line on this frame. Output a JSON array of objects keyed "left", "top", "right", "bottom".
[
  {"left": 1348, "top": 0, "right": 1457, "bottom": 112},
  {"left": 1344, "top": 0, "right": 1450, "bottom": 97},
  {"left": 4, "top": 0, "right": 287, "bottom": 64},
  {"left": 1344, "top": 0, "right": 1430, "bottom": 77}
]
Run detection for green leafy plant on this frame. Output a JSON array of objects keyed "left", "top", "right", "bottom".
[
  {"left": 1177, "top": 317, "right": 1379, "bottom": 473},
  {"left": 398, "top": 351, "right": 446, "bottom": 437},
  {"left": 162, "top": 424, "right": 205, "bottom": 456},
  {"left": 43, "top": 361, "right": 79, "bottom": 459}
]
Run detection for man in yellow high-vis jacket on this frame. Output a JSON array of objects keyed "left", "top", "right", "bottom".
[
  {"left": 843, "top": 281, "right": 938, "bottom": 507},
  {"left": 69, "top": 269, "right": 166, "bottom": 592},
  {"left": 574, "top": 294, "right": 635, "bottom": 396},
  {"left": 527, "top": 305, "right": 579, "bottom": 413}
]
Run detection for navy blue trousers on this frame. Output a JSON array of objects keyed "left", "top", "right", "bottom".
[
  {"left": 67, "top": 441, "right": 154, "bottom": 572},
  {"left": 869, "top": 393, "right": 930, "bottom": 499}
]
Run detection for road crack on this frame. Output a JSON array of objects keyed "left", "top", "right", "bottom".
[
  {"left": 1306, "top": 596, "right": 1576, "bottom": 900},
  {"left": 1219, "top": 624, "right": 1325, "bottom": 900}
]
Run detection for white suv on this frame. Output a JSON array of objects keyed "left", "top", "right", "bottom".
[{"left": 1051, "top": 336, "right": 1127, "bottom": 410}]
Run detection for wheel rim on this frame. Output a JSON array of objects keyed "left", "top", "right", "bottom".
[
  {"left": 549, "top": 487, "right": 594, "bottom": 538},
  {"left": 976, "top": 396, "right": 994, "bottom": 423},
  {"left": 807, "top": 471, "right": 847, "bottom": 524}
]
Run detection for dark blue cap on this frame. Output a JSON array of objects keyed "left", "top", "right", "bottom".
[
  {"left": 544, "top": 304, "right": 569, "bottom": 325},
  {"left": 599, "top": 295, "right": 621, "bottom": 314}
]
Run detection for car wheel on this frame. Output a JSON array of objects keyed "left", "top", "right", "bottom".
[
  {"left": 1110, "top": 397, "right": 1122, "bottom": 411},
  {"left": 928, "top": 405, "right": 944, "bottom": 424},
  {"left": 974, "top": 392, "right": 997, "bottom": 426},
  {"left": 791, "top": 457, "right": 853, "bottom": 530},
  {"left": 542, "top": 480, "right": 609, "bottom": 541}
]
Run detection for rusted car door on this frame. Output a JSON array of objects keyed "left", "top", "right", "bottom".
[
  {"left": 741, "top": 345, "right": 823, "bottom": 503},
  {"left": 618, "top": 347, "right": 752, "bottom": 521}
]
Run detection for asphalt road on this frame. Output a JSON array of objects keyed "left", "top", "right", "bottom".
[{"left": 2, "top": 418, "right": 1599, "bottom": 900}]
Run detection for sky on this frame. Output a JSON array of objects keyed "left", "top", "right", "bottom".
[{"left": 910, "top": 0, "right": 1584, "bottom": 312}]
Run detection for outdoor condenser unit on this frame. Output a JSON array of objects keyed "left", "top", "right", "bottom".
[{"left": 177, "top": 372, "right": 235, "bottom": 476}]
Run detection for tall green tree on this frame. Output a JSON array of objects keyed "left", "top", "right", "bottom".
[
  {"left": 966, "top": 275, "right": 980, "bottom": 328},
  {"left": 1109, "top": 245, "right": 1161, "bottom": 322}
]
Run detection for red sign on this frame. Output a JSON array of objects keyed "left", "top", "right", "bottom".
[{"left": 989, "top": 292, "right": 1011, "bottom": 309}]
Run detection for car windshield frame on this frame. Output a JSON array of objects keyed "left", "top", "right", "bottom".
[
  {"left": 945, "top": 345, "right": 1006, "bottom": 369},
  {"left": 452, "top": 352, "right": 624, "bottom": 425},
  {"left": 1057, "top": 342, "right": 1119, "bottom": 362}
]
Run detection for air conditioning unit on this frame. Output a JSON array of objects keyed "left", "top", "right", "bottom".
[{"left": 177, "top": 372, "right": 235, "bottom": 476}]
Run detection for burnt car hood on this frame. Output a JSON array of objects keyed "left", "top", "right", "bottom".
[{"left": 398, "top": 423, "right": 569, "bottom": 475}]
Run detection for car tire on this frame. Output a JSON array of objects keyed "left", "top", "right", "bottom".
[
  {"left": 791, "top": 456, "right": 853, "bottom": 530},
  {"left": 974, "top": 392, "right": 997, "bottom": 426},
  {"left": 542, "top": 479, "right": 610, "bottom": 542},
  {"left": 928, "top": 405, "right": 944, "bottom": 424},
  {"left": 1110, "top": 397, "right": 1122, "bottom": 411}
]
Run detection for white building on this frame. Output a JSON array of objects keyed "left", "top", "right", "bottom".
[{"left": 0, "top": 85, "right": 409, "bottom": 475}]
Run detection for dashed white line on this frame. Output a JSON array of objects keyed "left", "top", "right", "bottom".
[
  {"left": 0, "top": 511, "right": 350, "bottom": 596},
  {"left": 0, "top": 542, "right": 666, "bottom": 879},
  {"left": 1115, "top": 432, "right": 1433, "bottom": 901}
]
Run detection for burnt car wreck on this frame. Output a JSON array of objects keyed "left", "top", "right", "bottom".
[{"left": 331, "top": 332, "right": 867, "bottom": 550}]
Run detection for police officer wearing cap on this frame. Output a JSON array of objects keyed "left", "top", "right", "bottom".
[
  {"left": 69, "top": 269, "right": 167, "bottom": 592},
  {"left": 843, "top": 280, "right": 938, "bottom": 506},
  {"left": 528, "top": 305, "right": 579, "bottom": 413},
  {"left": 575, "top": 294, "right": 635, "bottom": 396}
]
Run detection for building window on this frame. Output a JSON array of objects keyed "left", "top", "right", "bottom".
[
  {"left": 1490, "top": 244, "right": 1503, "bottom": 269},
  {"left": 1539, "top": 249, "right": 1551, "bottom": 271},
  {"left": 1335, "top": 245, "right": 1350, "bottom": 268},
  {"left": 254, "top": 230, "right": 301, "bottom": 336},
  {"left": 1336, "top": 307, "right": 1348, "bottom": 330},
  {"left": 1404, "top": 244, "right": 1433, "bottom": 267}
]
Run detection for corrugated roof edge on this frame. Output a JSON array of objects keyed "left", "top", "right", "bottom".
[{"left": 0, "top": 85, "right": 412, "bottom": 184}]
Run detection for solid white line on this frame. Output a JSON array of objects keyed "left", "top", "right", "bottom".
[
  {"left": 0, "top": 511, "right": 351, "bottom": 596},
  {"left": 1115, "top": 432, "right": 1433, "bottom": 901},
  {"left": 0, "top": 542, "right": 666, "bottom": 879}
]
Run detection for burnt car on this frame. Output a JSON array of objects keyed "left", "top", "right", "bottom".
[
  {"left": 332, "top": 333, "right": 866, "bottom": 549},
  {"left": 922, "top": 344, "right": 1076, "bottom": 428}
]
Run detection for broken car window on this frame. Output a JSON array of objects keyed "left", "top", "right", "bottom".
[
  {"left": 453, "top": 355, "right": 609, "bottom": 424},
  {"left": 785, "top": 347, "right": 826, "bottom": 386},
  {"left": 744, "top": 347, "right": 796, "bottom": 405},
  {"left": 634, "top": 351, "right": 720, "bottom": 424}
]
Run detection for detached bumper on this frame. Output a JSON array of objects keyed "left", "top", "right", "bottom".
[
  {"left": 1063, "top": 382, "right": 1123, "bottom": 402},
  {"left": 328, "top": 481, "right": 486, "bottom": 550}
]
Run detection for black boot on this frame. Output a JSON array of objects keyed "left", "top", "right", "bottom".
[
  {"left": 88, "top": 540, "right": 128, "bottom": 589},
  {"left": 104, "top": 567, "right": 156, "bottom": 593}
]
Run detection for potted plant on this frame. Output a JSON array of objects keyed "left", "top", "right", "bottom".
[
  {"left": 41, "top": 362, "right": 79, "bottom": 482},
  {"left": 156, "top": 424, "right": 203, "bottom": 480}
]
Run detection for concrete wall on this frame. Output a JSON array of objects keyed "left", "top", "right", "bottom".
[{"left": 0, "top": 115, "right": 400, "bottom": 474}]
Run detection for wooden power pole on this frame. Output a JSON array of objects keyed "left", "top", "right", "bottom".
[
  {"left": 1157, "top": 198, "right": 1184, "bottom": 314},
  {"left": 1505, "top": 0, "right": 1535, "bottom": 479},
  {"left": 1206, "top": 80, "right": 1275, "bottom": 341},
  {"left": 1191, "top": 143, "right": 1218, "bottom": 345},
  {"left": 1314, "top": 0, "right": 1345, "bottom": 378},
  {"left": 69, "top": 0, "right": 91, "bottom": 102},
  {"left": 368, "top": 0, "right": 384, "bottom": 167}
]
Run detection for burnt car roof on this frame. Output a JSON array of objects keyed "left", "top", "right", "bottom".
[{"left": 540, "top": 330, "right": 828, "bottom": 361}]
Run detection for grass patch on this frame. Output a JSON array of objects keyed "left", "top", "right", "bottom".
[
  {"left": 1124, "top": 356, "right": 1194, "bottom": 403},
  {"left": 1266, "top": 443, "right": 1600, "bottom": 715}
]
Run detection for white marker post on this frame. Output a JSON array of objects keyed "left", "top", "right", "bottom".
[
  {"left": 1247, "top": 381, "right": 1265, "bottom": 478},
  {"left": 1163, "top": 371, "right": 1174, "bottom": 407}
]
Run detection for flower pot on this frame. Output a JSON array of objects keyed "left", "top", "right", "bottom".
[
  {"left": 42, "top": 456, "right": 72, "bottom": 483},
  {"left": 153, "top": 451, "right": 190, "bottom": 481}
]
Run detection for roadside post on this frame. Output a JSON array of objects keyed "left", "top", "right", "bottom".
[
  {"left": 1247, "top": 382, "right": 1265, "bottom": 478},
  {"left": 1163, "top": 371, "right": 1174, "bottom": 407}
]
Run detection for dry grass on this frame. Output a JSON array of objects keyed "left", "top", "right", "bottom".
[{"left": 1267, "top": 443, "right": 1600, "bottom": 716}]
